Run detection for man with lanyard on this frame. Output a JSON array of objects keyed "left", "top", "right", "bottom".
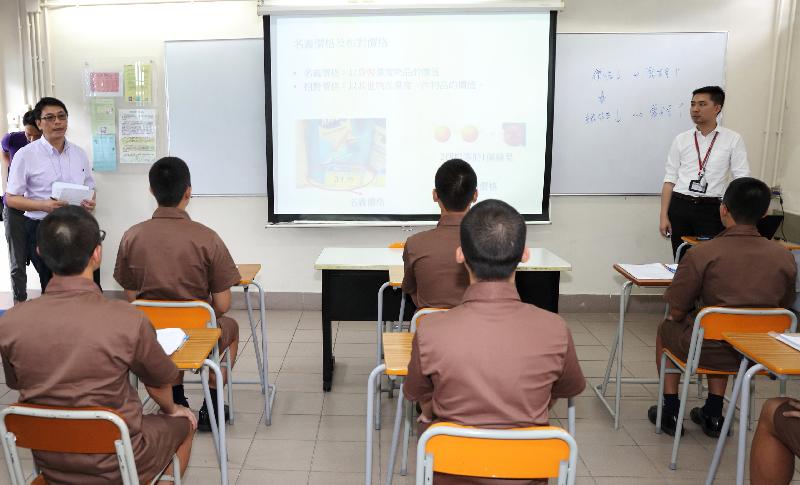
[
  {"left": 658, "top": 85, "right": 750, "bottom": 258},
  {"left": 1, "top": 110, "right": 41, "bottom": 303},
  {"left": 6, "top": 97, "right": 96, "bottom": 291}
]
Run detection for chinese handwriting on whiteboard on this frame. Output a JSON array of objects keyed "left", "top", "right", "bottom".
[{"left": 584, "top": 67, "right": 685, "bottom": 125}]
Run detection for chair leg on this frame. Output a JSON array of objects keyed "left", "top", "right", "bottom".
[
  {"left": 376, "top": 284, "right": 388, "bottom": 430},
  {"left": 670, "top": 366, "right": 693, "bottom": 470},
  {"left": 386, "top": 384, "right": 405, "bottom": 485},
  {"left": 400, "top": 398, "right": 412, "bottom": 475},
  {"left": 705, "top": 357, "right": 748, "bottom": 485},
  {"left": 226, "top": 350, "right": 235, "bottom": 424},
  {"left": 398, "top": 292, "right": 406, "bottom": 328},
  {"left": 656, "top": 352, "right": 667, "bottom": 434},
  {"left": 747, "top": 379, "right": 755, "bottom": 431}
]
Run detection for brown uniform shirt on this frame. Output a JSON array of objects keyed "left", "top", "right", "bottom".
[
  {"left": 0, "top": 276, "right": 186, "bottom": 484},
  {"left": 114, "top": 207, "right": 241, "bottom": 301},
  {"left": 661, "top": 225, "right": 797, "bottom": 370},
  {"left": 402, "top": 213, "right": 469, "bottom": 308},
  {"left": 114, "top": 207, "right": 241, "bottom": 346},
  {"left": 404, "top": 281, "right": 585, "bottom": 485}
]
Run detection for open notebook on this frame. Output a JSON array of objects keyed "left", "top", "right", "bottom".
[
  {"left": 617, "top": 263, "right": 677, "bottom": 280},
  {"left": 156, "top": 328, "right": 188, "bottom": 355}
]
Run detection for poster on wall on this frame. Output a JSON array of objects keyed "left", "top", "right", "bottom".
[
  {"left": 123, "top": 63, "right": 153, "bottom": 104},
  {"left": 87, "top": 71, "right": 122, "bottom": 97},
  {"left": 118, "top": 108, "right": 156, "bottom": 164},
  {"left": 90, "top": 98, "right": 118, "bottom": 171}
]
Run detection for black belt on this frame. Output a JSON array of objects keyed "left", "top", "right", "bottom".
[{"left": 671, "top": 192, "right": 720, "bottom": 205}]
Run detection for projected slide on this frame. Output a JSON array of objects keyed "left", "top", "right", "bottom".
[{"left": 270, "top": 12, "right": 552, "bottom": 219}]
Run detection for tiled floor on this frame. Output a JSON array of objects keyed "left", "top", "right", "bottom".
[{"left": 1, "top": 309, "right": 800, "bottom": 484}]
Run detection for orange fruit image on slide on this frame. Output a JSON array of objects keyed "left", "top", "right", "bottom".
[
  {"left": 461, "top": 125, "right": 479, "bottom": 143},
  {"left": 434, "top": 126, "right": 451, "bottom": 143}
]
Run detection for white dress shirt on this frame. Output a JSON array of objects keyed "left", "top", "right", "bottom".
[
  {"left": 663, "top": 124, "right": 749, "bottom": 198},
  {"left": 7, "top": 136, "right": 95, "bottom": 220}
]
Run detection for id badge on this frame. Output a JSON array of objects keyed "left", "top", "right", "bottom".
[{"left": 689, "top": 179, "right": 708, "bottom": 194}]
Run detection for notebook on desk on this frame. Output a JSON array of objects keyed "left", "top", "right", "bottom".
[
  {"left": 769, "top": 332, "right": 800, "bottom": 353},
  {"left": 617, "top": 263, "right": 676, "bottom": 280}
]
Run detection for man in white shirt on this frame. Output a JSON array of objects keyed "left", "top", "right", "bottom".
[
  {"left": 6, "top": 97, "right": 96, "bottom": 291},
  {"left": 658, "top": 86, "right": 750, "bottom": 257}
]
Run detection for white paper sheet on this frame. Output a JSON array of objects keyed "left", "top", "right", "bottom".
[
  {"left": 51, "top": 182, "right": 94, "bottom": 206},
  {"left": 770, "top": 332, "right": 800, "bottom": 353},
  {"left": 617, "top": 263, "right": 675, "bottom": 280},
  {"left": 156, "top": 328, "right": 188, "bottom": 356}
]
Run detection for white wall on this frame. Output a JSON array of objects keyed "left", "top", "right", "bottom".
[
  {"left": 0, "top": 0, "right": 26, "bottom": 132},
  {"left": 777, "top": 3, "right": 800, "bottom": 216},
  {"left": 0, "top": 0, "right": 783, "bottom": 296}
]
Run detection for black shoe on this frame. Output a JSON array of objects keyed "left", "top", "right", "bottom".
[
  {"left": 197, "top": 404, "right": 231, "bottom": 432},
  {"left": 648, "top": 405, "right": 685, "bottom": 437},
  {"left": 690, "top": 407, "right": 724, "bottom": 438}
]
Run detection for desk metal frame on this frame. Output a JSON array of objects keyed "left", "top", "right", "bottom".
[{"left": 238, "top": 278, "right": 276, "bottom": 425}]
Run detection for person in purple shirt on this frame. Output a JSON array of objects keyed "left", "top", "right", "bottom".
[
  {"left": 1, "top": 110, "right": 41, "bottom": 302},
  {"left": 7, "top": 98, "right": 96, "bottom": 292}
]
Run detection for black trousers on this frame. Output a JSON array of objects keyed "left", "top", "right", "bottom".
[
  {"left": 25, "top": 218, "right": 101, "bottom": 292},
  {"left": 4, "top": 206, "right": 28, "bottom": 301},
  {"left": 667, "top": 193, "right": 724, "bottom": 258}
]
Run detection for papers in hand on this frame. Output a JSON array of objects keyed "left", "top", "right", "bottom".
[
  {"left": 770, "top": 332, "right": 800, "bottom": 353},
  {"left": 51, "top": 182, "right": 94, "bottom": 206},
  {"left": 617, "top": 263, "right": 676, "bottom": 280},
  {"left": 156, "top": 328, "right": 188, "bottom": 356}
]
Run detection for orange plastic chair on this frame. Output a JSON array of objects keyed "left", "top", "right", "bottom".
[
  {"left": 132, "top": 300, "right": 234, "bottom": 424},
  {"left": 656, "top": 307, "right": 797, "bottom": 470},
  {"left": 0, "top": 403, "right": 181, "bottom": 485},
  {"left": 416, "top": 423, "right": 578, "bottom": 485}
]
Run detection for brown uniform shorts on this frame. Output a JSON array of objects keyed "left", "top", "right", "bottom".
[
  {"left": 35, "top": 414, "right": 189, "bottom": 484},
  {"left": 218, "top": 315, "right": 240, "bottom": 351},
  {"left": 774, "top": 400, "right": 800, "bottom": 457},
  {"left": 658, "top": 319, "right": 742, "bottom": 372}
]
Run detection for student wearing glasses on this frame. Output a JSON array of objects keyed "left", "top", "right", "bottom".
[{"left": 6, "top": 97, "right": 97, "bottom": 291}]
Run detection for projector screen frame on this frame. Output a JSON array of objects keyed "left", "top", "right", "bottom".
[{"left": 264, "top": 10, "right": 557, "bottom": 224}]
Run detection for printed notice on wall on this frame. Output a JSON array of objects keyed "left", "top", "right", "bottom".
[
  {"left": 88, "top": 71, "right": 122, "bottom": 97},
  {"left": 119, "top": 109, "right": 156, "bottom": 164},
  {"left": 123, "top": 63, "right": 153, "bottom": 104}
]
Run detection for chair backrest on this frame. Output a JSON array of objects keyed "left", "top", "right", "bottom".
[
  {"left": 0, "top": 404, "right": 137, "bottom": 485},
  {"left": 133, "top": 300, "right": 216, "bottom": 330},
  {"left": 388, "top": 242, "right": 405, "bottom": 249},
  {"left": 697, "top": 307, "right": 797, "bottom": 340},
  {"left": 410, "top": 308, "right": 448, "bottom": 332},
  {"left": 416, "top": 423, "right": 577, "bottom": 485}
]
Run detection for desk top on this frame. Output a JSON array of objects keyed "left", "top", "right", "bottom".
[
  {"left": 723, "top": 332, "right": 800, "bottom": 376},
  {"left": 315, "top": 247, "right": 572, "bottom": 272},
  {"left": 236, "top": 264, "right": 261, "bottom": 285},
  {"left": 682, "top": 236, "right": 800, "bottom": 251},
  {"left": 171, "top": 328, "right": 221, "bottom": 370},
  {"left": 613, "top": 264, "right": 673, "bottom": 287},
  {"left": 382, "top": 332, "right": 414, "bottom": 376}
]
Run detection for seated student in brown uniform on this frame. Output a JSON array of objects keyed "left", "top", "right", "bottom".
[
  {"left": 114, "top": 156, "right": 242, "bottom": 431},
  {"left": 0, "top": 206, "right": 195, "bottom": 483},
  {"left": 402, "top": 158, "right": 477, "bottom": 309},
  {"left": 649, "top": 177, "right": 797, "bottom": 438},
  {"left": 750, "top": 397, "right": 800, "bottom": 485},
  {"left": 404, "top": 199, "right": 586, "bottom": 485}
]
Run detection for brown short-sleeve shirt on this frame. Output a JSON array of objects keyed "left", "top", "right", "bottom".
[
  {"left": 405, "top": 281, "right": 585, "bottom": 423},
  {"left": 666, "top": 225, "right": 797, "bottom": 321},
  {"left": 0, "top": 276, "right": 183, "bottom": 483},
  {"left": 402, "top": 213, "right": 469, "bottom": 308},
  {"left": 404, "top": 282, "right": 584, "bottom": 484},
  {"left": 114, "top": 207, "right": 241, "bottom": 301}
]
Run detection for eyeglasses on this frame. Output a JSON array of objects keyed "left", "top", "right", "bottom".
[
  {"left": 99, "top": 230, "right": 106, "bottom": 242},
  {"left": 40, "top": 113, "right": 68, "bottom": 123}
]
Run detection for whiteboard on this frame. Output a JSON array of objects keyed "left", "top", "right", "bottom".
[
  {"left": 165, "top": 39, "right": 268, "bottom": 195},
  {"left": 551, "top": 32, "right": 727, "bottom": 195}
]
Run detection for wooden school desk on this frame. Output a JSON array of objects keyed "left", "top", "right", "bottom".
[
  {"left": 172, "top": 328, "right": 230, "bottom": 485},
  {"left": 593, "top": 264, "right": 673, "bottom": 429},
  {"left": 705, "top": 332, "right": 800, "bottom": 485},
  {"left": 235, "top": 263, "right": 276, "bottom": 425},
  {"left": 315, "top": 247, "right": 572, "bottom": 391}
]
